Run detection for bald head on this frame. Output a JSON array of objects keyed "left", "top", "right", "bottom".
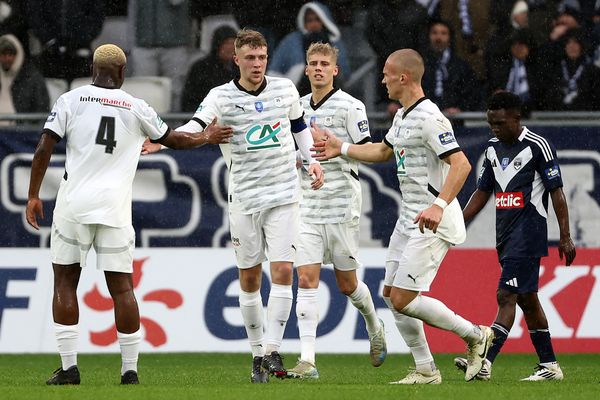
[
  {"left": 387, "top": 49, "right": 424, "bottom": 83},
  {"left": 93, "top": 44, "right": 126, "bottom": 68}
]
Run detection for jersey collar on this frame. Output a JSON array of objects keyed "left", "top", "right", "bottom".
[
  {"left": 310, "top": 88, "right": 339, "bottom": 110},
  {"left": 517, "top": 126, "right": 528, "bottom": 141},
  {"left": 402, "top": 97, "right": 427, "bottom": 119},
  {"left": 234, "top": 77, "right": 267, "bottom": 96}
]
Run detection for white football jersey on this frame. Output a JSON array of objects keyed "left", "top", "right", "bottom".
[
  {"left": 384, "top": 98, "right": 466, "bottom": 244},
  {"left": 192, "top": 76, "right": 304, "bottom": 214},
  {"left": 45, "top": 84, "right": 168, "bottom": 227},
  {"left": 299, "top": 89, "right": 371, "bottom": 224}
]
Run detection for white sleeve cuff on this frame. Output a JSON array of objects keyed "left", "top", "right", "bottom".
[{"left": 176, "top": 120, "right": 203, "bottom": 133}]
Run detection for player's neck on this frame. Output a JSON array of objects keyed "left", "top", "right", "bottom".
[
  {"left": 238, "top": 76, "right": 264, "bottom": 92},
  {"left": 398, "top": 87, "right": 425, "bottom": 110},
  {"left": 311, "top": 85, "right": 334, "bottom": 104}
]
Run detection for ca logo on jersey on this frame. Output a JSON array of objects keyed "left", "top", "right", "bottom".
[
  {"left": 395, "top": 148, "right": 407, "bottom": 176},
  {"left": 245, "top": 121, "right": 282, "bottom": 151}
]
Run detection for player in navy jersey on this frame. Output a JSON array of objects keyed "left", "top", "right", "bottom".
[{"left": 457, "top": 91, "right": 576, "bottom": 381}]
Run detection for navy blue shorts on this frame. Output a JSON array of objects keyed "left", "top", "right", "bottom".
[{"left": 498, "top": 257, "right": 541, "bottom": 294}]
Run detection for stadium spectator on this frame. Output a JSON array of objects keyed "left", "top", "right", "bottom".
[
  {"left": 366, "top": 0, "right": 429, "bottom": 108},
  {"left": 287, "top": 42, "right": 386, "bottom": 380},
  {"left": 26, "top": 44, "right": 232, "bottom": 386},
  {"left": 143, "top": 29, "right": 324, "bottom": 384},
  {"left": 547, "top": 28, "right": 600, "bottom": 110},
  {"left": 0, "top": 0, "right": 29, "bottom": 55},
  {"left": 0, "top": 34, "right": 49, "bottom": 122},
  {"left": 488, "top": 29, "right": 548, "bottom": 114},
  {"left": 459, "top": 91, "right": 576, "bottom": 381},
  {"left": 312, "top": 48, "right": 493, "bottom": 384},
  {"left": 268, "top": 1, "right": 351, "bottom": 96},
  {"left": 181, "top": 26, "right": 237, "bottom": 112},
  {"left": 130, "top": 0, "right": 190, "bottom": 112},
  {"left": 421, "top": 19, "right": 481, "bottom": 115},
  {"left": 27, "top": 0, "right": 104, "bottom": 83}
]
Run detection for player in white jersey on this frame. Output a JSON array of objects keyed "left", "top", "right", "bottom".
[
  {"left": 25, "top": 44, "right": 233, "bottom": 386},
  {"left": 285, "top": 43, "right": 386, "bottom": 380},
  {"left": 143, "top": 29, "right": 324, "bottom": 383},
  {"left": 312, "top": 49, "right": 494, "bottom": 384}
]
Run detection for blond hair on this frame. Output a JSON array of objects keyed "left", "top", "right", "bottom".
[
  {"left": 306, "top": 42, "right": 339, "bottom": 64},
  {"left": 93, "top": 44, "right": 126, "bottom": 67},
  {"left": 235, "top": 29, "right": 267, "bottom": 50}
]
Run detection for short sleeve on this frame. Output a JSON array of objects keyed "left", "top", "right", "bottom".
[
  {"left": 136, "top": 100, "right": 169, "bottom": 141},
  {"left": 423, "top": 116, "right": 461, "bottom": 158},
  {"left": 287, "top": 83, "right": 303, "bottom": 120},
  {"left": 43, "top": 96, "right": 69, "bottom": 139},
  {"left": 345, "top": 99, "right": 371, "bottom": 144},
  {"left": 535, "top": 140, "right": 563, "bottom": 191},
  {"left": 193, "top": 88, "right": 223, "bottom": 127},
  {"left": 477, "top": 148, "right": 495, "bottom": 192}
]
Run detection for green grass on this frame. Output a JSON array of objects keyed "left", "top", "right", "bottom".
[{"left": 1, "top": 353, "right": 598, "bottom": 399}]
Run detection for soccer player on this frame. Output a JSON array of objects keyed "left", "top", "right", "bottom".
[
  {"left": 456, "top": 91, "right": 576, "bottom": 381},
  {"left": 312, "top": 48, "right": 494, "bottom": 384},
  {"left": 26, "top": 44, "right": 233, "bottom": 385},
  {"left": 286, "top": 42, "right": 386, "bottom": 380},
  {"left": 143, "top": 29, "right": 324, "bottom": 383}
]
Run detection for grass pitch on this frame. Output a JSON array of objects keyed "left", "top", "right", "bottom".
[{"left": 1, "top": 353, "right": 598, "bottom": 400}]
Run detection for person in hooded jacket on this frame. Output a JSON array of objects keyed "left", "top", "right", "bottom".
[
  {"left": 0, "top": 34, "right": 49, "bottom": 121},
  {"left": 268, "top": 1, "right": 350, "bottom": 96},
  {"left": 181, "top": 26, "right": 238, "bottom": 112}
]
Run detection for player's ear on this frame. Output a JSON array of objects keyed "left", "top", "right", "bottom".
[
  {"left": 333, "top": 64, "right": 339, "bottom": 78},
  {"left": 305, "top": 64, "right": 309, "bottom": 76}
]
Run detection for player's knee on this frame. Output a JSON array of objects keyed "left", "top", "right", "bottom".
[
  {"left": 496, "top": 289, "right": 517, "bottom": 308},
  {"left": 297, "top": 272, "right": 319, "bottom": 289},
  {"left": 516, "top": 292, "right": 538, "bottom": 313}
]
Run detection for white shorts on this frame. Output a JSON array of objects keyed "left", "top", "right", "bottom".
[
  {"left": 295, "top": 220, "right": 361, "bottom": 271},
  {"left": 384, "top": 227, "right": 450, "bottom": 292},
  {"left": 51, "top": 214, "right": 135, "bottom": 273},
  {"left": 229, "top": 203, "right": 299, "bottom": 269}
]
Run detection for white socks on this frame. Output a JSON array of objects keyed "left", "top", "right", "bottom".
[
  {"left": 54, "top": 323, "right": 78, "bottom": 370},
  {"left": 401, "top": 294, "right": 480, "bottom": 343},
  {"left": 296, "top": 287, "right": 319, "bottom": 364},
  {"left": 384, "top": 298, "right": 435, "bottom": 373},
  {"left": 117, "top": 329, "right": 141, "bottom": 375},
  {"left": 239, "top": 289, "right": 265, "bottom": 358},
  {"left": 349, "top": 280, "right": 380, "bottom": 336},
  {"left": 266, "top": 283, "right": 293, "bottom": 354}
]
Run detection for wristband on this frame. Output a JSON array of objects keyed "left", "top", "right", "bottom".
[
  {"left": 433, "top": 197, "right": 448, "bottom": 210},
  {"left": 341, "top": 142, "right": 351, "bottom": 156}
]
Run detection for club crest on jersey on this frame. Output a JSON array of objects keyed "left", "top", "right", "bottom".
[
  {"left": 395, "top": 148, "right": 407, "bottom": 176},
  {"left": 310, "top": 115, "right": 317, "bottom": 125},
  {"left": 514, "top": 158, "right": 522, "bottom": 170},
  {"left": 255, "top": 101, "right": 264, "bottom": 112},
  {"left": 358, "top": 120, "right": 369, "bottom": 133},
  {"left": 545, "top": 165, "right": 561, "bottom": 180},
  {"left": 438, "top": 131, "right": 456, "bottom": 145},
  {"left": 245, "top": 121, "right": 282, "bottom": 151},
  {"left": 501, "top": 157, "right": 510, "bottom": 170}
]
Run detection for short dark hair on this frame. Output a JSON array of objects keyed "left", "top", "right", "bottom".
[{"left": 487, "top": 91, "right": 522, "bottom": 112}]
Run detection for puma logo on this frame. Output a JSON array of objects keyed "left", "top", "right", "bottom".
[
  {"left": 235, "top": 104, "right": 245, "bottom": 111},
  {"left": 407, "top": 274, "right": 417, "bottom": 283}
]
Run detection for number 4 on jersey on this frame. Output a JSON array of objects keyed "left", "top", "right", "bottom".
[{"left": 96, "top": 116, "right": 117, "bottom": 154}]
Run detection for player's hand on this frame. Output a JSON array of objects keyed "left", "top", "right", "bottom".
[
  {"left": 141, "top": 138, "right": 162, "bottom": 155},
  {"left": 26, "top": 198, "right": 44, "bottom": 230},
  {"left": 310, "top": 123, "right": 342, "bottom": 161},
  {"left": 202, "top": 117, "right": 233, "bottom": 144},
  {"left": 308, "top": 163, "right": 324, "bottom": 190},
  {"left": 558, "top": 236, "right": 576, "bottom": 266},
  {"left": 413, "top": 205, "right": 443, "bottom": 234}
]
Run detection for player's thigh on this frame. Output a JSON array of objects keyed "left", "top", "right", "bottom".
[
  {"left": 384, "top": 228, "right": 409, "bottom": 287},
  {"left": 499, "top": 257, "right": 541, "bottom": 294},
  {"left": 296, "top": 221, "right": 326, "bottom": 268},
  {"left": 51, "top": 214, "right": 94, "bottom": 268},
  {"left": 93, "top": 224, "right": 135, "bottom": 273},
  {"left": 263, "top": 203, "right": 299, "bottom": 263},
  {"left": 392, "top": 235, "right": 450, "bottom": 291},
  {"left": 230, "top": 210, "right": 266, "bottom": 269},
  {"left": 328, "top": 220, "right": 361, "bottom": 271}
]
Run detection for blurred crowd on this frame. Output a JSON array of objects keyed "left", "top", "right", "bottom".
[{"left": 1, "top": 0, "right": 600, "bottom": 116}]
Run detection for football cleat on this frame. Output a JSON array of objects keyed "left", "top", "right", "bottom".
[
  {"left": 286, "top": 359, "right": 319, "bottom": 379},
  {"left": 389, "top": 368, "right": 442, "bottom": 385},
  {"left": 262, "top": 351, "right": 287, "bottom": 378},
  {"left": 251, "top": 356, "right": 269, "bottom": 383},
  {"left": 120, "top": 370, "right": 139, "bottom": 385},
  {"left": 454, "top": 357, "right": 492, "bottom": 380},
  {"left": 46, "top": 365, "right": 80, "bottom": 385},
  {"left": 465, "top": 325, "right": 494, "bottom": 381},
  {"left": 520, "top": 363, "right": 563, "bottom": 381},
  {"left": 369, "top": 318, "right": 387, "bottom": 367}
]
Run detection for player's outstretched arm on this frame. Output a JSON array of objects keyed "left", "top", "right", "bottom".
[
  {"left": 463, "top": 189, "right": 491, "bottom": 222},
  {"left": 550, "top": 187, "right": 576, "bottom": 266},
  {"left": 160, "top": 118, "right": 233, "bottom": 149},
  {"left": 26, "top": 131, "right": 58, "bottom": 230},
  {"left": 311, "top": 123, "right": 392, "bottom": 163}
]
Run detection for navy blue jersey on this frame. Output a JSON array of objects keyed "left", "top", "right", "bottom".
[{"left": 477, "top": 127, "right": 563, "bottom": 260}]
